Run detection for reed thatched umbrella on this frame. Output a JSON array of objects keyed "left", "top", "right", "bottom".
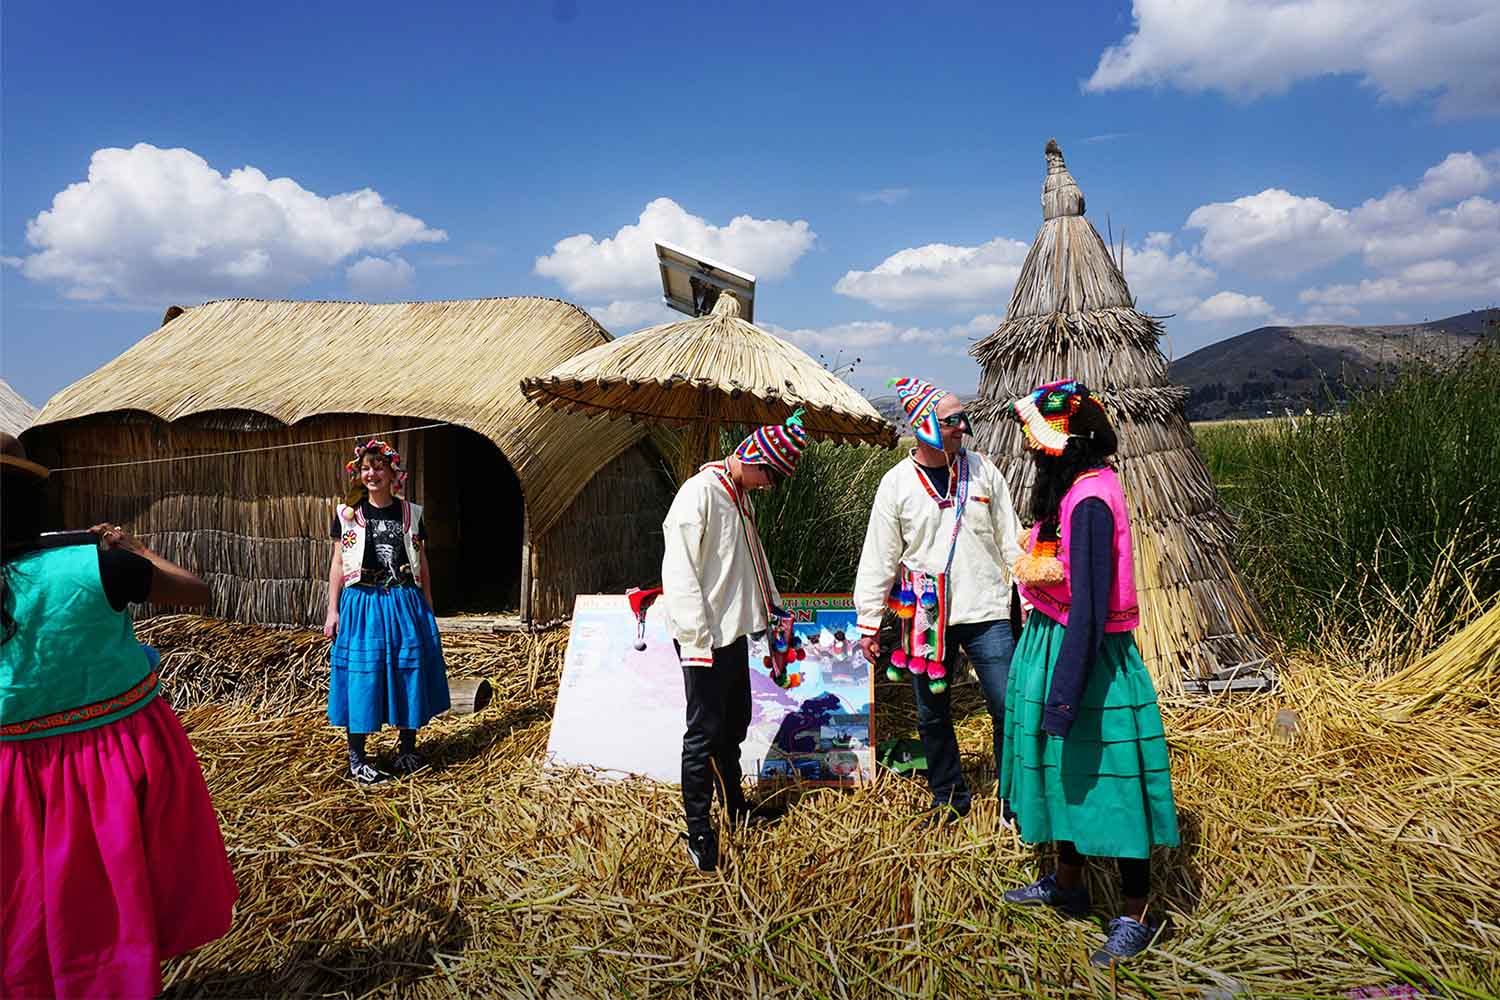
[
  {"left": 970, "top": 139, "right": 1274, "bottom": 695},
  {"left": 521, "top": 292, "right": 896, "bottom": 481},
  {"left": 0, "top": 378, "right": 37, "bottom": 438}
]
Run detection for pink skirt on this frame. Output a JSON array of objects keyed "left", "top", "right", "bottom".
[{"left": 1, "top": 696, "right": 238, "bottom": 1000}]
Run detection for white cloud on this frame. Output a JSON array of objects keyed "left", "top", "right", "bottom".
[
  {"left": 1085, "top": 0, "right": 1500, "bottom": 119},
  {"left": 1185, "top": 151, "right": 1500, "bottom": 284},
  {"left": 534, "top": 197, "right": 815, "bottom": 298},
  {"left": 1299, "top": 252, "right": 1500, "bottom": 308},
  {"left": 856, "top": 188, "right": 912, "bottom": 205},
  {"left": 14, "top": 143, "right": 445, "bottom": 302},
  {"left": 833, "top": 237, "right": 1030, "bottom": 310},
  {"left": 586, "top": 298, "right": 679, "bottom": 332},
  {"left": 1121, "top": 231, "right": 1217, "bottom": 312},
  {"left": 1189, "top": 290, "right": 1279, "bottom": 322},
  {"left": 345, "top": 255, "right": 414, "bottom": 298},
  {"left": 1185, "top": 189, "right": 1358, "bottom": 277},
  {"left": 766, "top": 313, "right": 995, "bottom": 361}
]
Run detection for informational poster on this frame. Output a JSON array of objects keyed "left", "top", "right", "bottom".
[{"left": 546, "top": 594, "right": 873, "bottom": 787}]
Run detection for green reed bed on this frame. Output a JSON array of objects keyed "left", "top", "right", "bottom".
[{"left": 1194, "top": 344, "right": 1500, "bottom": 658}]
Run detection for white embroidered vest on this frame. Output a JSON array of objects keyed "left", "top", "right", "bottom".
[{"left": 335, "top": 500, "right": 424, "bottom": 586}]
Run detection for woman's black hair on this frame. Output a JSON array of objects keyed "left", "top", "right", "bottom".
[
  {"left": 1028, "top": 436, "right": 1117, "bottom": 526},
  {"left": 0, "top": 468, "right": 46, "bottom": 644}
]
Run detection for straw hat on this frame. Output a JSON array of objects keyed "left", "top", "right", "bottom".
[{"left": 0, "top": 432, "right": 48, "bottom": 480}]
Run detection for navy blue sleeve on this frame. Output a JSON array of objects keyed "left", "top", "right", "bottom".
[
  {"left": 98, "top": 548, "right": 154, "bottom": 612},
  {"left": 1042, "top": 499, "right": 1113, "bottom": 737}
]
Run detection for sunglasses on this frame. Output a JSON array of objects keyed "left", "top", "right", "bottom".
[{"left": 938, "top": 411, "right": 971, "bottom": 430}]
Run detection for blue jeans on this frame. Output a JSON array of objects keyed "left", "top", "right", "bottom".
[{"left": 910, "top": 618, "right": 1015, "bottom": 815}]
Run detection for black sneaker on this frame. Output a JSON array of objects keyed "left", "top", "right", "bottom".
[
  {"left": 347, "top": 760, "right": 395, "bottom": 786},
  {"left": 685, "top": 831, "right": 719, "bottom": 872},
  {"left": 1001, "top": 873, "right": 1092, "bottom": 918},
  {"left": 730, "top": 802, "right": 786, "bottom": 829},
  {"left": 1090, "top": 915, "right": 1157, "bottom": 967},
  {"left": 390, "top": 751, "right": 427, "bottom": 777}
]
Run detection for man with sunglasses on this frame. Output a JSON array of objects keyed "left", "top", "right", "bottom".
[
  {"left": 661, "top": 409, "right": 807, "bottom": 872},
  {"left": 854, "top": 377, "right": 1025, "bottom": 826}
]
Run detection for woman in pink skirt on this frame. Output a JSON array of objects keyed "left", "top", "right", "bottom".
[{"left": 0, "top": 433, "right": 238, "bottom": 999}]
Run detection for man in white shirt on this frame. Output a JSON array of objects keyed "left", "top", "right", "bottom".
[
  {"left": 854, "top": 377, "right": 1024, "bottom": 825},
  {"left": 660, "top": 410, "right": 807, "bottom": 872}
]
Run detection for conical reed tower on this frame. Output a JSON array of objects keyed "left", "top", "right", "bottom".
[{"left": 971, "top": 139, "right": 1274, "bottom": 694}]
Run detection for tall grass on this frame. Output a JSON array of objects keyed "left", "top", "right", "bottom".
[
  {"left": 1199, "top": 342, "right": 1500, "bottom": 655},
  {"left": 754, "top": 441, "right": 903, "bottom": 593}
]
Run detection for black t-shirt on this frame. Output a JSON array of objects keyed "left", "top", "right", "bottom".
[
  {"left": 916, "top": 459, "right": 950, "bottom": 498},
  {"left": 331, "top": 500, "right": 426, "bottom": 587},
  {"left": 98, "top": 548, "right": 154, "bottom": 611}
]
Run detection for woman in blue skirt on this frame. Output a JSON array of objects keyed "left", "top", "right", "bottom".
[
  {"left": 998, "top": 380, "right": 1180, "bottom": 968},
  {"left": 323, "top": 439, "right": 449, "bottom": 784}
]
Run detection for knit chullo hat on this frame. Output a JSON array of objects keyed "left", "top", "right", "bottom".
[
  {"left": 345, "top": 438, "right": 407, "bottom": 494},
  {"left": 733, "top": 408, "right": 809, "bottom": 477},
  {"left": 1010, "top": 379, "right": 1117, "bottom": 457},
  {"left": 889, "top": 376, "right": 949, "bottom": 450}
]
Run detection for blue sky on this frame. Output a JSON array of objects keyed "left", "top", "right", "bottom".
[{"left": 4, "top": 0, "right": 1498, "bottom": 407}]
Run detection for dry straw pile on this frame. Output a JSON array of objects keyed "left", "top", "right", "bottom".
[{"left": 146, "top": 614, "right": 1498, "bottom": 999}]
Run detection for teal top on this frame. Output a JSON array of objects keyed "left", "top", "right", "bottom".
[{"left": 0, "top": 545, "right": 158, "bottom": 741}]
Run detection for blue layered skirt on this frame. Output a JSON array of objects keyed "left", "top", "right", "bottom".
[{"left": 328, "top": 584, "right": 450, "bottom": 733}]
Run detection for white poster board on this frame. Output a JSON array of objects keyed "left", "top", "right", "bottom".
[{"left": 546, "top": 594, "right": 873, "bottom": 786}]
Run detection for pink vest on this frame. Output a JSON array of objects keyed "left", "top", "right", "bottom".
[{"left": 1018, "top": 466, "right": 1139, "bottom": 632}]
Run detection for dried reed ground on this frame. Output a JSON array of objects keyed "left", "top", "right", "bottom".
[{"left": 140, "top": 616, "right": 1499, "bottom": 1000}]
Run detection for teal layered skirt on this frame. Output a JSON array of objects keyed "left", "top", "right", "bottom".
[{"left": 999, "top": 614, "right": 1179, "bottom": 859}]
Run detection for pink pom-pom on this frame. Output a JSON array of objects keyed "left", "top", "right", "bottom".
[
  {"left": 927, "top": 659, "right": 947, "bottom": 680},
  {"left": 908, "top": 654, "right": 928, "bottom": 676},
  {"left": 890, "top": 649, "right": 908, "bottom": 669}
]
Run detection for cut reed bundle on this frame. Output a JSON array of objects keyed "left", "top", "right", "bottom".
[
  {"left": 1378, "top": 600, "right": 1500, "bottom": 713},
  {"left": 970, "top": 140, "right": 1273, "bottom": 694}
]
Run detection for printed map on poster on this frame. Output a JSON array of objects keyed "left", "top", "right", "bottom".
[{"left": 546, "top": 594, "right": 873, "bottom": 787}]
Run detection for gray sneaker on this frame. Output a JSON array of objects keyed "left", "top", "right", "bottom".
[
  {"left": 347, "top": 760, "right": 395, "bottom": 786},
  {"left": 1001, "top": 873, "right": 1092, "bottom": 918},
  {"left": 390, "top": 751, "right": 427, "bottom": 777},
  {"left": 1090, "top": 915, "right": 1157, "bottom": 967}
]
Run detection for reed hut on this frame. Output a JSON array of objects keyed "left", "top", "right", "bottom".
[
  {"left": 522, "top": 291, "right": 895, "bottom": 481},
  {"left": 24, "top": 297, "right": 676, "bottom": 627},
  {"left": 0, "top": 378, "right": 36, "bottom": 437},
  {"left": 970, "top": 140, "right": 1274, "bottom": 694}
]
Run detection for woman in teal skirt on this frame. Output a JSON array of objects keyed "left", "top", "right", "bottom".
[{"left": 998, "top": 379, "right": 1179, "bottom": 968}]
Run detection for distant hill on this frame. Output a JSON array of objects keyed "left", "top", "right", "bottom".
[
  {"left": 1170, "top": 308, "right": 1497, "bottom": 420},
  {"left": 866, "top": 394, "right": 907, "bottom": 425}
]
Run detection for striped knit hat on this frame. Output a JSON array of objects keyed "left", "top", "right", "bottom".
[
  {"left": 1010, "top": 379, "right": 1115, "bottom": 457},
  {"left": 734, "top": 408, "right": 808, "bottom": 477},
  {"left": 889, "top": 376, "right": 949, "bottom": 450}
]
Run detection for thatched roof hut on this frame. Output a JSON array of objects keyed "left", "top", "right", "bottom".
[
  {"left": 970, "top": 140, "right": 1273, "bottom": 693},
  {"left": 25, "top": 297, "right": 676, "bottom": 626},
  {"left": 0, "top": 378, "right": 36, "bottom": 437},
  {"left": 522, "top": 291, "right": 896, "bottom": 480}
]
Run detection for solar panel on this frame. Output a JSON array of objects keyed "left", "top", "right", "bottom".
[{"left": 656, "top": 241, "right": 757, "bottom": 323}]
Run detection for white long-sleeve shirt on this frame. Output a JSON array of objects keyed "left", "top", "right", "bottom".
[
  {"left": 853, "top": 449, "right": 1024, "bottom": 636},
  {"left": 660, "top": 462, "right": 781, "bottom": 665}
]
